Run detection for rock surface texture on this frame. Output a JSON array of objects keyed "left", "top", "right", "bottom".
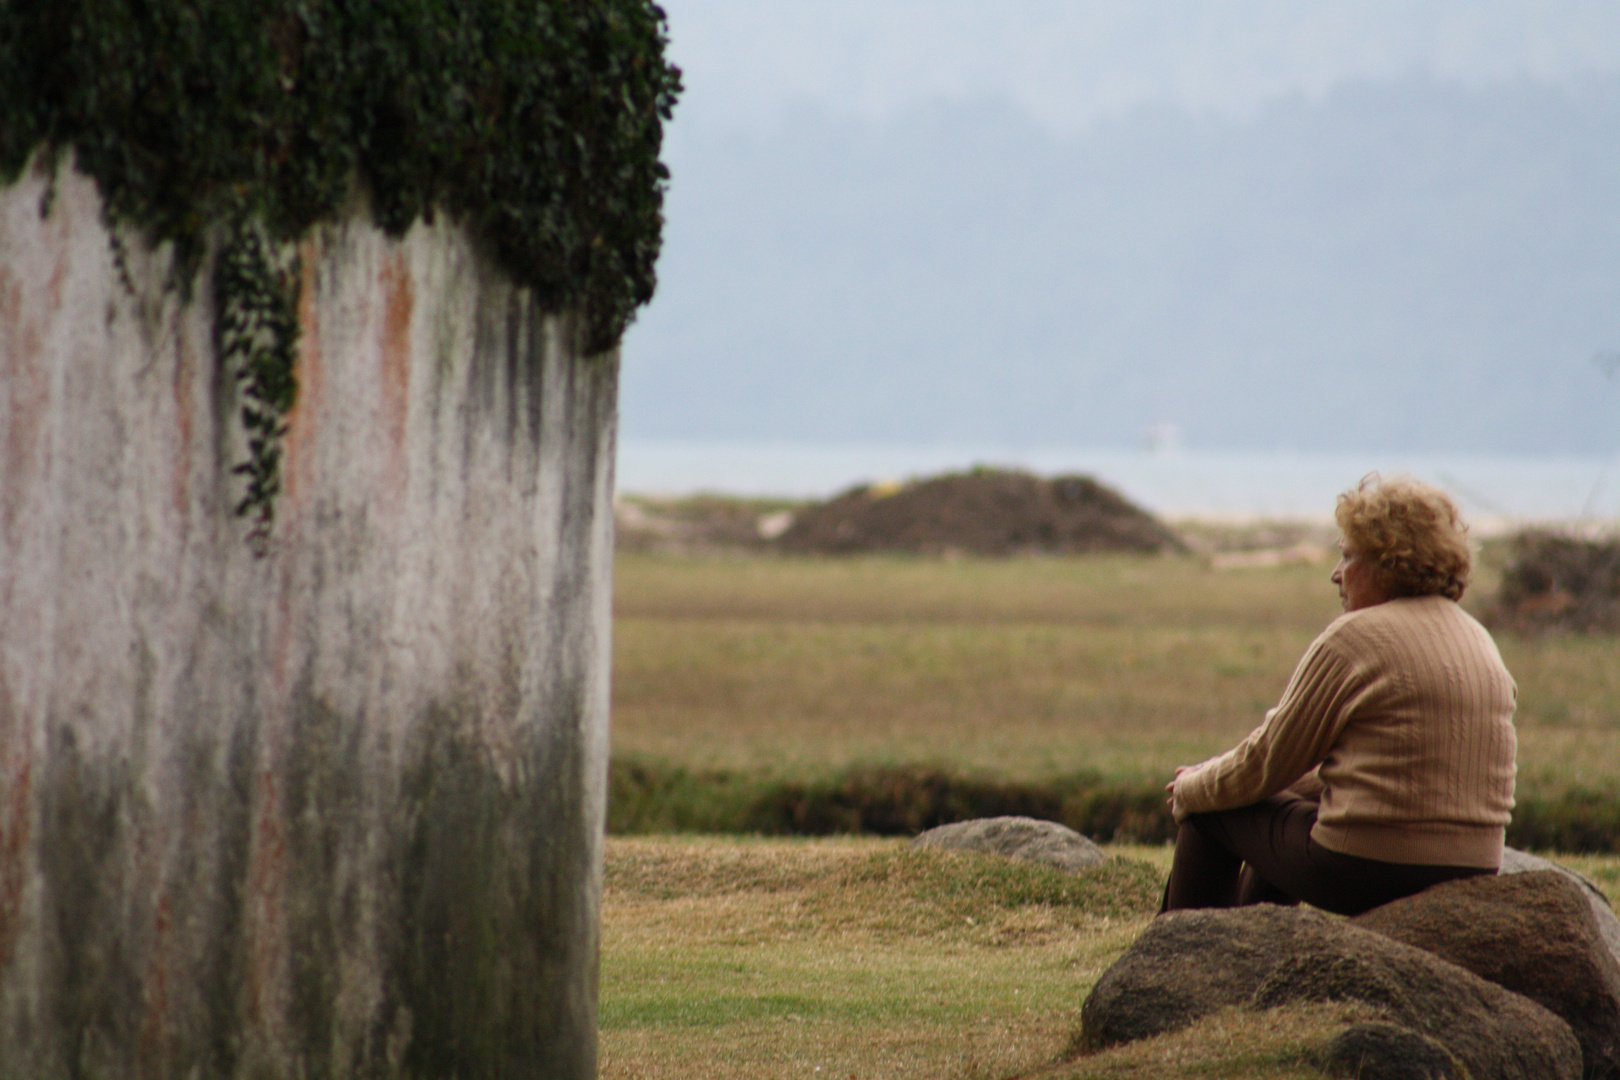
[
  {"left": 1079, "top": 905, "right": 1582, "bottom": 1080},
  {"left": 910, "top": 816, "right": 1108, "bottom": 872},
  {"left": 1314, "top": 1021, "right": 1466, "bottom": 1080},
  {"left": 1501, "top": 847, "right": 1620, "bottom": 970},
  {"left": 1353, "top": 870, "right": 1620, "bottom": 1080},
  {"left": 0, "top": 164, "right": 616, "bottom": 1077}
]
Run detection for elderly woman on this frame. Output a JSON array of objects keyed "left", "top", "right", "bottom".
[{"left": 1162, "top": 474, "right": 1516, "bottom": 916}]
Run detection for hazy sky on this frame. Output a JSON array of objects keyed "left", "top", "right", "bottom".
[
  {"left": 662, "top": 0, "right": 1620, "bottom": 134},
  {"left": 622, "top": 3, "right": 1620, "bottom": 459}
]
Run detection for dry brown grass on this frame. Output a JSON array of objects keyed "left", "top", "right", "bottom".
[
  {"left": 614, "top": 551, "right": 1339, "bottom": 631},
  {"left": 613, "top": 552, "right": 1620, "bottom": 789},
  {"left": 1499, "top": 634, "right": 1620, "bottom": 793},
  {"left": 1024, "top": 1003, "right": 1380, "bottom": 1080}
]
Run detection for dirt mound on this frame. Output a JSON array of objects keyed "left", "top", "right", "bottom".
[
  {"left": 1488, "top": 531, "right": 1620, "bottom": 633},
  {"left": 774, "top": 468, "right": 1185, "bottom": 556}
]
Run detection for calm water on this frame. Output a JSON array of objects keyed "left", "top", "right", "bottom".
[{"left": 617, "top": 439, "right": 1620, "bottom": 528}]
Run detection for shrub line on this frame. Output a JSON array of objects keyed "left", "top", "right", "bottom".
[{"left": 609, "top": 758, "right": 1620, "bottom": 854}]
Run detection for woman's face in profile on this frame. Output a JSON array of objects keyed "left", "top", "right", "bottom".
[{"left": 1331, "top": 542, "right": 1392, "bottom": 612}]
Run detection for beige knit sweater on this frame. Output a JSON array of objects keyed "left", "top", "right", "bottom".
[{"left": 1173, "top": 595, "right": 1517, "bottom": 868}]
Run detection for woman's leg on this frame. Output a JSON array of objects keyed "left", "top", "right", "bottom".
[
  {"left": 1161, "top": 817, "right": 1243, "bottom": 910},
  {"left": 1162, "top": 794, "right": 1310, "bottom": 911},
  {"left": 1163, "top": 794, "right": 1494, "bottom": 916}
]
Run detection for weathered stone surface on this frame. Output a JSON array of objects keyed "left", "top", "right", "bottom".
[
  {"left": 1251, "top": 939, "right": 1579, "bottom": 1080},
  {"left": 910, "top": 816, "right": 1107, "bottom": 872},
  {"left": 1501, "top": 847, "right": 1620, "bottom": 971},
  {"left": 1079, "top": 903, "right": 1297, "bottom": 1047},
  {"left": 1314, "top": 1021, "right": 1466, "bottom": 1080},
  {"left": 0, "top": 162, "right": 616, "bottom": 1078},
  {"left": 1079, "top": 905, "right": 1582, "bottom": 1080},
  {"left": 1353, "top": 870, "right": 1620, "bottom": 1080}
]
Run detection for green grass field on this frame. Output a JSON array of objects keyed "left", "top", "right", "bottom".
[{"left": 603, "top": 550, "right": 1620, "bottom": 1079}]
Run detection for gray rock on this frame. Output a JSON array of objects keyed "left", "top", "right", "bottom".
[
  {"left": 1079, "top": 905, "right": 1581, "bottom": 1080},
  {"left": 1500, "top": 847, "right": 1620, "bottom": 971},
  {"left": 910, "top": 816, "right": 1107, "bottom": 872},
  {"left": 1353, "top": 870, "right": 1620, "bottom": 1080},
  {"left": 1315, "top": 1021, "right": 1466, "bottom": 1080}
]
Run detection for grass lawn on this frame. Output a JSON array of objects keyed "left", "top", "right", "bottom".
[
  {"left": 600, "top": 837, "right": 1158, "bottom": 1080},
  {"left": 600, "top": 837, "right": 1620, "bottom": 1079},
  {"left": 614, "top": 552, "right": 1620, "bottom": 792}
]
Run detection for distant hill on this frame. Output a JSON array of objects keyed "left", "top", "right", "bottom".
[
  {"left": 776, "top": 469, "right": 1185, "bottom": 556},
  {"left": 622, "top": 75, "right": 1620, "bottom": 455}
]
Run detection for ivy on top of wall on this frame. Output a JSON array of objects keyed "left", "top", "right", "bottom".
[
  {"left": 0, "top": 0, "right": 680, "bottom": 541},
  {"left": 0, "top": 0, "right": 681, "bottom": 351}
]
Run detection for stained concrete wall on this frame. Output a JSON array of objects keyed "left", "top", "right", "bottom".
[{"left": 0, "top": 160, "right": 616, "bottom": 1078}]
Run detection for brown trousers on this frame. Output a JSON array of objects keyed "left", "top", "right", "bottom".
[{"left": 1161, "top": 794, "right": 1495, "bottom": 917}]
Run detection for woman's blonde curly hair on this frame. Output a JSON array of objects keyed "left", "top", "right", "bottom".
[{"left": 1335, "top": 473, "right": 1471, "bottom": 601}]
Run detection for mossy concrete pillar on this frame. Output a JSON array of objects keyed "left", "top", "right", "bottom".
[{"left": 0, "top": 160, "right": 615, "bottom": 1078}]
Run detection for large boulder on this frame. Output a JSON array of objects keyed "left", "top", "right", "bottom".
[
  {"left": 1079, "top": 905, "right": 1581, "bottom": 1080},
  {"left": 1501, "top": 847, "right": 1620, "bottom": 970},
  {"left": 1353, "top": 870, "right": 1620, "bottom": 1079},
  {"left": 910, "top": 816, "right": 1107, "bottom": 873}
]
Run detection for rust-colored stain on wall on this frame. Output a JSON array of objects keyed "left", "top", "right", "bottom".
[{"left": 379, "top": 250, "right": 414, "bottom": 501}]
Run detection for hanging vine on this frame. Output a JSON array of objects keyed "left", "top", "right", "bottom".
[{"left": 213, "top": 216, "right": 301, "bottom": 554}]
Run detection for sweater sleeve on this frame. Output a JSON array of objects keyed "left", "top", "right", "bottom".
[{"left": 1174, "top": 629, "right": 1370, "bottom": 819}]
